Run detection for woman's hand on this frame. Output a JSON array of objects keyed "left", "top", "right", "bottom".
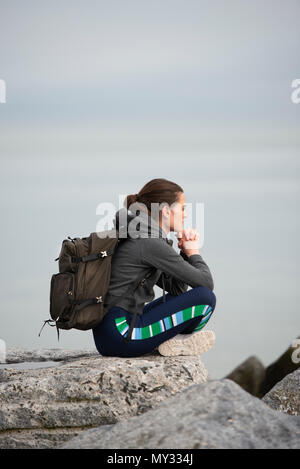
[{"left": 176, "top": 228, "right": 200, "bottom": 256}]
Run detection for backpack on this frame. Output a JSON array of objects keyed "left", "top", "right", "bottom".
[
  {"left": 39, "top": 228, "right": 167, "bottom": 342},
  {"left": 38, "top": 229, "right": 118, "bottom": 340}
]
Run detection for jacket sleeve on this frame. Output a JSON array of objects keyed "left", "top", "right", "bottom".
[
  {"left": 156, "top": 251, "right": 190, "bottom": 295},
  {"left": 140, "top": 238, "right": 214, "bottom": 291}
]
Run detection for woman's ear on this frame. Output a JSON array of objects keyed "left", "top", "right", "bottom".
[{"left": 161, "top": 204, "right": 170, "bottom": 219}]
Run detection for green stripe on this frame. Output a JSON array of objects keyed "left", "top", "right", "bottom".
[
  {"left": 142, "top": 325, "right": 151, "bottom": 339},
  {"left": 183, "top": 307, "right": 193, "bottom": 321},
  {"left": 116, "top": 316, "right": 126, "bottom": 326},
  {"left": 152, "top": 321, "right": 162, "bottom": 336},
  {"left": 119, "top": 324, "right": 128, "bottom": 334},
  {"left": 114, "top": 304, "right": 213, "bottom": 340},
  {"left": 194, "top": 304, "right": 205, "bottom": 316}
]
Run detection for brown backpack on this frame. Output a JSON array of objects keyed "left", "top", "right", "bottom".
[
  {"left": 39, "top": 229, "right": 120, "bottom": 340},
  {"left": 40, "top": 226, "right": 167, "bottom": 342}
]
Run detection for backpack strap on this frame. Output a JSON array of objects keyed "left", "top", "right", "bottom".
[
  {"left": 109, "top": 270, "right": 149, "bottom": 344},
  {"left": 123, "top": 271, "right": 166, "bottom": 344},
  {"left": 123, "top": 311, "right": 138, "bottom": 344},
  {"left": 38, "top": 297, "right": 104, "bottom": 339},
  {"left": 71, "top": 248, "right": 115, "bottom": 264},
  {"left": 161, "top": 271, "right": 166, "bottom": 303},
  {"left": 38, "top": 319, "right": 60, "bottom": 341},
  {"left": 69, "top": 296, "right": 103, "bottom": 311}
]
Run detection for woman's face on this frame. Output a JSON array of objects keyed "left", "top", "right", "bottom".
[{"left": 169, "top": 191, "right": 187, "bottom": 234}]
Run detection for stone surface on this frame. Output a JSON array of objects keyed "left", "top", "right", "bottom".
[
  {"left": 0, "top": 350, "right": 208, "bottom": 449},
  {"left": 61, "top": 379, "right": 300, "bottom": 450},
  {"left": 262, "top": 369, "right": 300, "bottom": 416},
  {"left": 225, "top": 356, "right": 265, "bottom": 397},
  {"left": 5, "top": 347, "right": 99, "bottom": 363}
]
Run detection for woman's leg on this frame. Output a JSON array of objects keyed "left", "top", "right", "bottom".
[
  {"left": 93, "top": 286, "right": 216, "bottom": 358},
  {"left": 142, "top": 286, "right": 216, "bottom": 334}
]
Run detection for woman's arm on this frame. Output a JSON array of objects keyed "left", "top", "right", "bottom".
[
  {"left": 156, "top": 272, "right": 188, "bottom": 296},
  {"left": 140, "top": 238, "right": 214, "bottom": 291},
  {"left": 155, "top": 250, "right": 190, "bottom": 295}
]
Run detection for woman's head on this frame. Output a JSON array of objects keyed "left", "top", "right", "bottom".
[{"left": 124, "top": 178, "right": 187, "bottom": 235}]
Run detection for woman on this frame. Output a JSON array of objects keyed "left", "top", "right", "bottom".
[{"left": 93, "top": 178, "right": 216, "bottom": 358}]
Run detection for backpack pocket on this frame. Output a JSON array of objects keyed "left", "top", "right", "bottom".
[
  {"left": 58, "top": 240, "right": 78, "bottom": 273},
  {"left": 50, "top": 272, "right": 75, "bottom": 322}
]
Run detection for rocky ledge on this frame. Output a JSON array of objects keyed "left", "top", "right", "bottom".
[
  {"left": 1, "top": 347, "right": 299, "bottom": 449},
  {"left": 4, "top": 348, "right": 99, "bottom": 363},
  {"left": 0, "top": 348, "right": 208, "bottom": 449},
  {"left": 61, "top": 378, "right": 300, "bottom": 450}
]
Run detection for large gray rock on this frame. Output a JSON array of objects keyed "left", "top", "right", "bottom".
[
  {"left": 5, "top": 347, "right": 99, "bottom": 363},
  {"left": 262, "top": 369, "right": 300, "bottom": 416},
  {"left": 61, "top": 379, "right": 300, "bottom": 450},
  {"left": 0, "top": 349, "right": 208, "bottom": 449},
  {"left": 225, "top": 356, "right": 265, "bottom": 397}
]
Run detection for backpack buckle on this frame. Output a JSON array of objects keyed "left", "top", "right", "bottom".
[
  {"left": 100, "top": 251, "right": 108, "bottom": 257},
  {"left": 96, "top": 296, "right": 103, "bottom": 303}
]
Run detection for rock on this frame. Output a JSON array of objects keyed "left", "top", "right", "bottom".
[
  {"left": 262, "top": 369, "right": 300, "bottom": 416},
  {"left": 259, "top": 336, "right": 300, "bottom": 397},
  {"left": 61, "top": 379, "right": 300, "bottom": 450},
  {"left": 224, "top": 356, "right": 265, "bottom": 397},
  {"left": 0, "top": 349, "right": 208, "bottom": 449},
  {"left": 5, "top": 347, "right": 99, "bottom": 363}
]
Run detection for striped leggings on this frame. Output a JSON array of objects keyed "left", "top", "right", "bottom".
[{"left": 92, "top": 286, "right": 217, "bottom": 358}]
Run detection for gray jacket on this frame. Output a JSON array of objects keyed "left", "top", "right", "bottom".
[{"left": 104, "top": 207, "right": 214, "bottom": 315}]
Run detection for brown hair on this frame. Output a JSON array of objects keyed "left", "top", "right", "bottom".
[{"left": 124, "top": 178, "right": 184, "bottom": 214}]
